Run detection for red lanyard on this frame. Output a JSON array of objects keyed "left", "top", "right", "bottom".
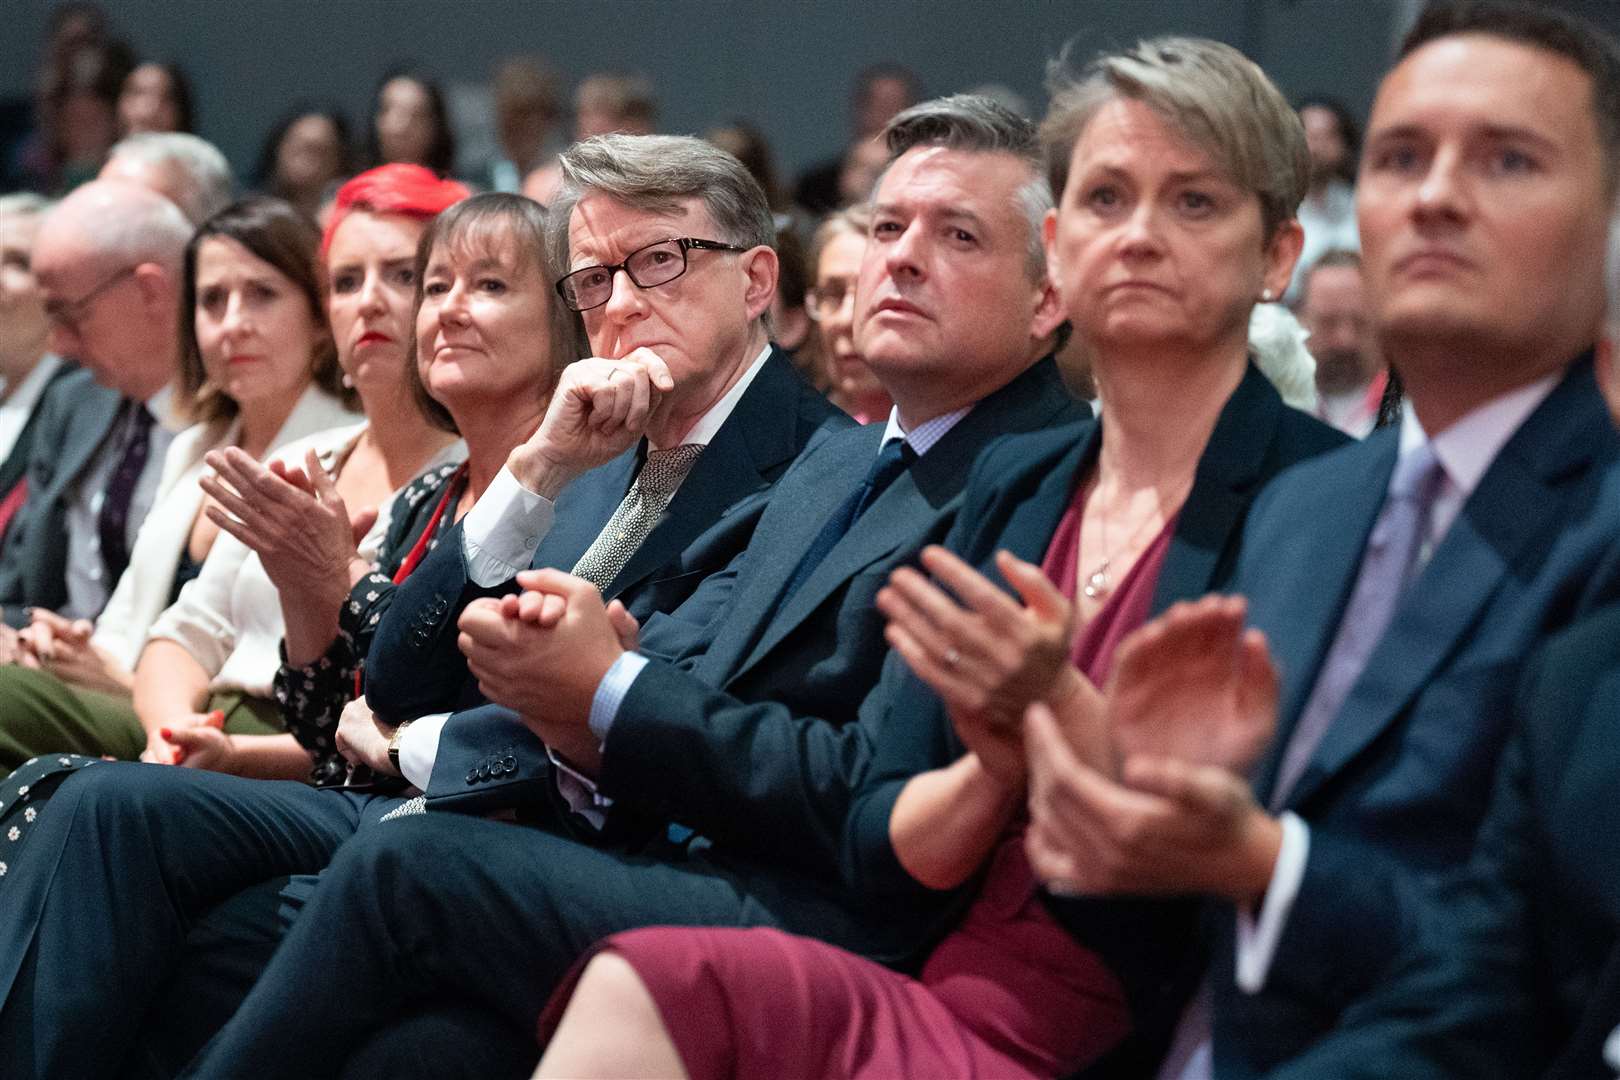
[
  {"left": 355, "top": 463, "right": 468, "bottom": 698},
  {"left": 391, "top": 463, "right": 468, "bottom": 584}
]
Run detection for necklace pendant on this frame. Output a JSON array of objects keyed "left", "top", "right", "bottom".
[{"left": 1083, "top": 562, "right": 1111, "bottom": 600}]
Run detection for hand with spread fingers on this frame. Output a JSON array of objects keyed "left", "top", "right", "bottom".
[
  {"left": 1105, "top": 595, "right": 1279, "bottom": 773},
  {"left": 1024, "top": 595, "right": 1284, "bottom": 904},
  {"left": 457, "top": 569, "right": 626, "bottom": 773},
  {"left": 878, "top": 546, "right": 1086, "bottom": 787},
  {"left": 506, "top": 349, "right": 675, "bottom": 501},
  {"left": 200, "top": 446, "right": 378, "bottom": 666}
]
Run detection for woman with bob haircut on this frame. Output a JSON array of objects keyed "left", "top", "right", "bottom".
[
  {"left": 0, "top": 195, "right": 359, "bottom": 770},
  {"left": 534, "top": 37, "right": 1346, "bottom": 1080}
]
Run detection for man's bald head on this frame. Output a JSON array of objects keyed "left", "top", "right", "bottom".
[
  {"left": 37, "top": 179, "right": 192, "bottom": 280},
  {"left": 33, "top": 179, "right": 193, "bottom": 398}
]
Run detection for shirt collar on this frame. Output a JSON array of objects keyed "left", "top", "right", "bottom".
[
  {"left": 146, "top": 382, "right": 188, "bottom": 434},
  {"left": 882, "top": 403, "right": 972, "bottom": 457},
  {"left": 651, "top": 342, "right": 772, "bottom": 450},
  {"left": 1397, "top": 370, "right": 1561, "bottom": 499}
]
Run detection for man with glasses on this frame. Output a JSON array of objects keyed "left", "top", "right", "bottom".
[
  {"left": 175, "top": 93, "right": 1085, "bottom": 1078},
  {"left": 0, "top": 180, "right": 190, "bottom": 636}
]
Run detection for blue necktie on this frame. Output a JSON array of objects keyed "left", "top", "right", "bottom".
[{"left": 778, "top": 437, "right": 915, "bottom": 607}]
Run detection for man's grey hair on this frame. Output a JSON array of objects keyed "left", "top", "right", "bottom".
[
  {"left": 879, "top": 93, "right": 1052, "bottom": 280},
  {"left": 47, "top": 179, "right": 194, "bottom": 278},
  {"left": 0, "top": 192, "right": 56, "bottom": 222},
  {"left": 545, "top": 133, "right": 774, "bottom": 279},
  {"left": 106, "top": 132, "right": 234, "bottom": 225}
]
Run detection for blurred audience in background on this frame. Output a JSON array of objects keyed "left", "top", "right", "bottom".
[
  {"left": 368, "top": 68, "right": 457, "bottom": 178},
  {"left": 99, "top": 132, "right": 234, "bottom": 226},
  {"left": 252, "top": 106, "right": 352, "bottom": 224},
  {"left": 1288, "top": 95, "right": 1361, "bottom": 302},
  {"left": 795, "top": 62, "right": 921, "bottom": 215},
  {"left": 481, "top": 55, "right": 563, "bottom": 194},
  {"left": 1298, "top": 249, "right": 1383, "bottom": 437},
  {"left": 116, "top": 61, "right": 193, "bottom": 137}
]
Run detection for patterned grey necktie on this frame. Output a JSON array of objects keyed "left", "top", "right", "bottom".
[{"left": 569, "top": 443, "right": 706, "bottom": 591}]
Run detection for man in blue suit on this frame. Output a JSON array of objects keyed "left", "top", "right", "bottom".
[
  {"left": 175, "top": 94, "right": 1087, "bottom": 1079},
  {"left": 1022, "top": 5, "right": 1620, "bottom": 1077},
  {"left": 1264, "top": 109, "right": 1620, "bottom": 1080}
]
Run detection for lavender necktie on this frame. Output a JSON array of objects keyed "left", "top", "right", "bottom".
[{"left": 1269, "top": 442, "right": 1446, "bottom": 809}]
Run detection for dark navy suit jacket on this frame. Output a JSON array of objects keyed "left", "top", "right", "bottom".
[
  {"left": 833, "top": 364, "right": 1346, "bottom": 1062},
  {"left": 1209, "top": 356, "right": 1620, "bottom": 1078},
  {"left": 1268, "top": 599, "right": 1620, "bottom": 1080},
  {"left": 421, "top": 357, "right": 1084, "bottom": 899}
]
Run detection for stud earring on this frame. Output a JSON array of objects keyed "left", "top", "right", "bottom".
[{"left": 1260, "top": 288, "right": 1275, "bottom": 303}]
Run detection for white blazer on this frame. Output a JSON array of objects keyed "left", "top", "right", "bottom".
[
  {"left": 89, "top": 384, "right": 361, "bottom": 671},
  {"left": 144, "top": 424, "right": 465, "bottom": 697}
]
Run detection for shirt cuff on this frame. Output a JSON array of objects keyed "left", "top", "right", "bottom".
[
  {"left": 395, "top": 712, "right": 449, "bottom": 790},
  {"left": 547, "top": 746, "right": 613, "bottom": 829},
  {"left": 460, "top": 466, "right": 556, "bottom": 587},
  {"left": 589, "top": 651, "right": 648, "bottom": 743},
  {"left": 1234, "top": 811, "right": 1310, "bottom": 994}
]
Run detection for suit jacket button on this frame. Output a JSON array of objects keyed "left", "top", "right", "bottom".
[
  {"left": 466, "top": 769, "right": 479, "bottom": 784},
  {"left": 477, "top": 764, "right": 491, "bottom": 781},
  {"left": 501, "top": 756, "right": 517, "bottom": 772}
]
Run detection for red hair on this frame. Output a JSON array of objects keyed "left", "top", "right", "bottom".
[{"left": 320, "top": 163, "right": 470, "bottom": 256}]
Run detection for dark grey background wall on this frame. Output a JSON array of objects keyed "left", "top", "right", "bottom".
[{"left": 6, "top": 0, "right": 1617, "bottom": 185}]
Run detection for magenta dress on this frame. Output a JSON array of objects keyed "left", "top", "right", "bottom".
[{"left": 541, "top": 497, "right": 1178, "bottom": 1079}]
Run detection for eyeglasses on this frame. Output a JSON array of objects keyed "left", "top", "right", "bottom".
[
  {"left": 805, "top": 281, "right": 856, "bottom": 321},
  {"left": 44, "top": 265, "right": 137, "bottom": 331},
  {"left": 555, "top": 237, "right": 746, "bottom": 312}
]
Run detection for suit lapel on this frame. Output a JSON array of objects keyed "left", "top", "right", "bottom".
[
  {"left": 1152, "top": 365, "right": 1281, "bottom": 614},
  {"left": 729, "top": 355, "right": 1078, "bottom": 681},
  {"left": 1283, "top": 360, "right": 1611, "bottom": 809},
  {"left": 1253, "top": 431, "right": 1397, "bottom": 800},
  {"left": 533, "top": 447, "right": 639, "bottom": 572},
  {"left": 56, "top": 390, "right": 125, "bottom": 501},
  {"left": 605, "top": 349, "right": 804, "bottom": 594}
]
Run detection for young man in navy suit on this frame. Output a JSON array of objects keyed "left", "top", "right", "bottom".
[
  {"left": 1023, "top": 4, "right": 1620, "bottom": 1077},
  {"left": 1263, "top": 175, "right": 1620, "bottom": 1080}
]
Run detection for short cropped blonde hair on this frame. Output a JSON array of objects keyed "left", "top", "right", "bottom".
[{"left": 1040, "top": 36, "right": 1310, "bottom": 242}]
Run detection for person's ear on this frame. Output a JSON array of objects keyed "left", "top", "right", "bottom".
[
  {"left": 740, "top": 245, "right": 779, "bottom": 324},
  {"left": 1260, "top": 219, "right": 1304, "bottom": 302}
]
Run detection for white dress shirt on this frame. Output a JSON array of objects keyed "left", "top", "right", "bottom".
[
  {"left": 1159, "top": 370, "right": 1560, "bottom": 1080},
  {"left": 62, "top": 384, "right": 185, "bottom": 622}
]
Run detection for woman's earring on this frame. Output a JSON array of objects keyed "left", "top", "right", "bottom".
[{"left": 1261, "top": 288, "right": 1276, "bottom": 303}]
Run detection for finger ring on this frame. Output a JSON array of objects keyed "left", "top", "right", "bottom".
[{"left": 944, "top": 648, "right": 962, "bottom": 668}]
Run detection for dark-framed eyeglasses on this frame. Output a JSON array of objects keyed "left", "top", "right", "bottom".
[
  {"left": 44, "top": 265, "right": 138, "bottom": 331},
  {"left": 555, "top": 237, "right": 747, "bottom": 312},
  {"left": 805, "top": 281, "right": 856, "bottom": 322}
]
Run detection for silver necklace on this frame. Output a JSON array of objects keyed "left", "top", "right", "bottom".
[{"left": 1081, "top": 487, "right": 1176, "bottom": 601}]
